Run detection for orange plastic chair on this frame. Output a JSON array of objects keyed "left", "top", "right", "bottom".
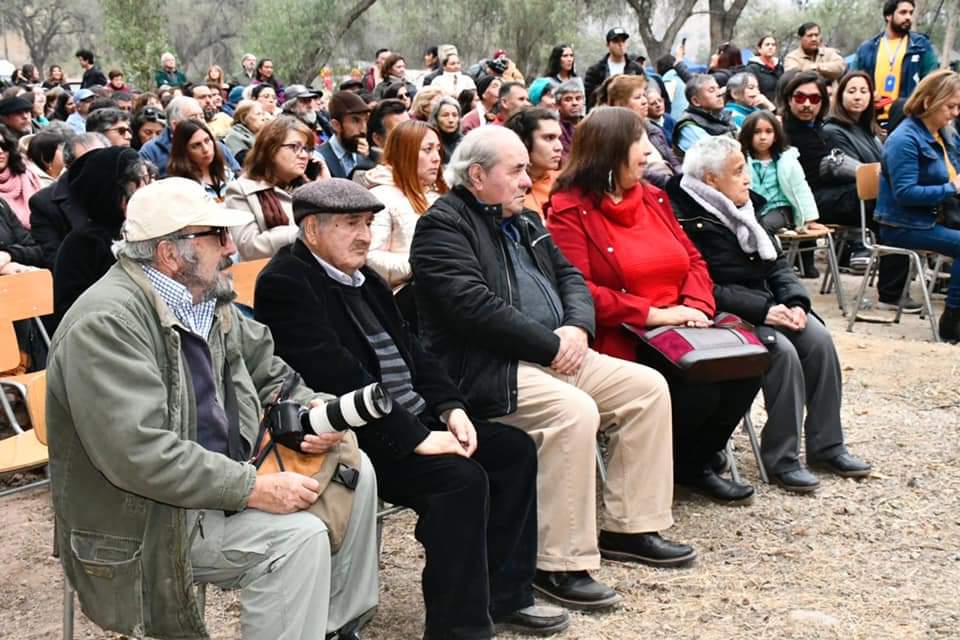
[{"left": 228, "top": 258, "right": 270, "bottom": 308}]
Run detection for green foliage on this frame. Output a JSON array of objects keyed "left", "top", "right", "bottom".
[{"left": 101, "top": 0, "right": 169, "bottom": 90}]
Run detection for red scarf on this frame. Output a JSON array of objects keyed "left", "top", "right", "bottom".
[{"left": 598, "top": 185, "right": 646, "bottom": 228}]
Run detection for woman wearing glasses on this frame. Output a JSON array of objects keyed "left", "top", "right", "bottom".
[
  {"left": 167, "top": 120, "right": 235, "bottom": 201},
  {"left": 225, "top": 116, "right": 329, "bottom": 260},
  {"left": 51, "top": 147, "right": 148, "bottom": 330}
]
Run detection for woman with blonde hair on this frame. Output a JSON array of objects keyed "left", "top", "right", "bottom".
[
  {"left": 368, "top": 119, "right": 448, "bottom": 325},
  {"left": 223, "top": 100, "right": 269, "bottom": 166},
  {"left": 409, "top": 87, "right": 443, "bottom": 122},
  {"left": 876, "top": 69, "right": 960, "bottom": 341},
  {"left": 225, "top": 116, "right": 327, "bottom": 259}
]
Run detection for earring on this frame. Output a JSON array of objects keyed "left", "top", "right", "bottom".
[{"left": 607, "top": 170, "right": 615, "bottom": 193}]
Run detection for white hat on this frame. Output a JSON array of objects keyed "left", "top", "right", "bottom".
[{"left": 123, "top": 177, "right": 254, "bottom": 241}]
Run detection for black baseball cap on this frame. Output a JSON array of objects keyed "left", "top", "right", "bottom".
[{"left": 606, "top": 27, "right": 630, "bottom": 42}]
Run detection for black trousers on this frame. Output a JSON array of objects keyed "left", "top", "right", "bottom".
[
  {"left": 636, "top": 353, "right": 761, "bottom": 479},
  {"left": 372, "top": 420, "right": 538, "bottom": 640}
]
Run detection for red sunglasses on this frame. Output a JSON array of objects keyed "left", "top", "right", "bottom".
[{"left": 791, "top": 92, "right": 822, "bottom": 105}]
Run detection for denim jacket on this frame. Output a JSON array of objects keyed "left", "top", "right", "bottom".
[{"left": 876, "top": 116, "right": 960, "bottom": 230}]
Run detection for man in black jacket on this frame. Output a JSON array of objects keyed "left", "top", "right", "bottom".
[
  {"left": 254, "top": 179, "right": 569, "bottom": 640},
  {"left": 583, "top": 28, "right": 646, "bottom": 109},
  {"left": 410, "top": 127, "right": 692, "bottom": 612},
  {"left": 28, "top": 132, "right": 108, "bottom": 268}
]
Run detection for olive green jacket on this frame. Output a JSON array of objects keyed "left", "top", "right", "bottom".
[{"left": 46, "top": 257, "right": 322, "bottom": 639}]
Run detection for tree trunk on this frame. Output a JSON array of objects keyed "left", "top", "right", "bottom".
[
  {"left": 708, "top": 0, "right": 750, "bottom": 52},
  {"left": 298, "top": 0, "right": 379, "bottom": 84},
  {"left": 626, "top": 0, "right": 699, "bottom": 64},
  {"left": 942, "top": 0, "right": 958, "bottom": 68}
]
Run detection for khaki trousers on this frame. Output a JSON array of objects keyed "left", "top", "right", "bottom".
[{"left": 496, "top": 349, "right": 674, "bottom": 571}]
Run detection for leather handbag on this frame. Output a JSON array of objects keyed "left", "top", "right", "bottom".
[
  {"left": 624, "top": 312, "right": 774, "bottom": 384},
  {"left": 938, "top": 195, "right": 960, "bottom": 230}
]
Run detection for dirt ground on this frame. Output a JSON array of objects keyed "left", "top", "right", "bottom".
[{"left": 1, "top": 272, "right": 959, "bottom": 639}]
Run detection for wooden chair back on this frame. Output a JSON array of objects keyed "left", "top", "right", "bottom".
[
  {"left": 228, "top": 259, "right": 269, "bottom": 308},
  {"left": 856, "top": 163, "right": 881, "bottom": 201}
]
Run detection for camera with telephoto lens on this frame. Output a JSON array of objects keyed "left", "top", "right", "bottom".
[{"left": 264, "top": 383, "right": 393, "bottom": 452}]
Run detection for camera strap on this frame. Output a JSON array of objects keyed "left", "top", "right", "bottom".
[{"left": 222, "top": 358, "right": 245, "bottom": 462}]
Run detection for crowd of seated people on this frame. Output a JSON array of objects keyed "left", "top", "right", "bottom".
[{"left": 4, "top": 3, "right": 959, "bottom": 636}]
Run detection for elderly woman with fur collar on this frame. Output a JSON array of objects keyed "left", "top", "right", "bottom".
[{"left": 666, "top": 135, "right": 872, "bottom": 493}]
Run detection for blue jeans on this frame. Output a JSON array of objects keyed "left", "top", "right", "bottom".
[{"left": 879, "top": 224, "right": 960, "bottom": 308}]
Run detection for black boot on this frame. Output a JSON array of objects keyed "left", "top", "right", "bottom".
[{"left": 938, "top": 307, "right": 960, "bottom": 343}]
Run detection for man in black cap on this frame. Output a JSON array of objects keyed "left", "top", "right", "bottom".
[
  {"left": 254, "top": 178, "right": 569, "bottom": 640},
  {"left": 583, "top": 27, "right": 646, "bottom": 109},
  {"left": 317, "top": 92, "right": 376, "bottom": 179},
  {"left": 283, "top": 84, "right": 333, "bottom": 142},
  {"left": 0, "top": 96, "right": 35, "bottom": 138}
]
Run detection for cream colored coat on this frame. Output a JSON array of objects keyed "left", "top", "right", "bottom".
[
  {"left": 368, "top": 173, "right": 441, "bottom": 289},
  {"left": 225, "top": 176, "right": 298, "bottom": 260}
]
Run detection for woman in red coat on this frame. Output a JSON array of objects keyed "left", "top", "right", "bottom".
[{"left": 547, "top": 107, "right": 760, "bottom": 505}]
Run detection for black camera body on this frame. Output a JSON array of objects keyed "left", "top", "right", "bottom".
[{"left": 264, "top": 383, "right": 393, "bottom": 452}]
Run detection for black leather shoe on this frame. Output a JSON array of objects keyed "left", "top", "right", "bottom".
[
  {"left": 598, "top": 531, "right": 697, "bottom": 567},
  {"left": 811, "top": 452, "right": 872, "bottom": 478},
  {"left": 938, "top": 307, "right": 960, "bottom": 343},
  {"left": 494, "top": 604, "right": 571, "bottom": 637},
  {"left": 772, "top": 467, "right": 820, "bottom": 494},
  {"left": 709, "top": 450, "right": 730, "bottom": 475},
  {"left": 678, "top": 466, "right": 755, "bottom": 505},
  {"left": 532, "top": 570, "right": 621, "bottom": 610}
]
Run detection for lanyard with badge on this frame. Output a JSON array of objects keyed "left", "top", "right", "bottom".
[{"left": 883, "top": 37, "right": 906, "bottom": 92}]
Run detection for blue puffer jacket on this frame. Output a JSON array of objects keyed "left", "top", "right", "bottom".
[
  {"left": 876, "top": 116, "right": 960, "bottom": 230},
  {"left": 851, "top": 32, "right": 938, "bottom": 99}
]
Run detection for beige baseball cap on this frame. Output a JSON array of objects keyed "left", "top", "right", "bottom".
[{"left": 123, "top": 177, "right": 254, "bottom": 241}]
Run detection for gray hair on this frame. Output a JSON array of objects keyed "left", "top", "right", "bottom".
[
  {"left": 113, "top": 231, "right": 197, "bottom": 264},
  {"left": 645, "top": 83, "right": 662, "bottom": 97},
  {"left": 63, "top": 132, "right": 109, "bottom": 168},
  {"left": 430, "top": 96, "right": 460, "bottom": 125},
  {"left": 725, "top": 72, "right": 756, "bottom": 102},
  {"left": 445, "top": 126, "right": 510, "bottom": 188},
  {"left": 681, "top": 135, "right": 743, "bottom": 179},
  {"left": 685, "top": 74, "right": 717, "bottom": 103},
  {"left": 166, "top": 96, "right": 199, "bottom": 125},
  {"left": 554, "top": 78, "right": 585, "bottom": 99},
  {"left": 160, "top": 52, "right": 175, "bottom": 63}
]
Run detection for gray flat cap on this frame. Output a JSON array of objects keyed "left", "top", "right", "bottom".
[{"left": 292, "top": 178, "right": 385, "bottom": 224}]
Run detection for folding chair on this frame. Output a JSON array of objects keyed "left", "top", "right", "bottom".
[
  {"left": 727, "top": 413, "right": 768, "bottom": 485},
  {"left": 227, "top": 258, "right": 270, "bottom": 308},
  {"left": 845, "top": 164, "right": 940, "bottom": 341},
  {"left": 0, "top": 270, "right": 54, "bottom": 496},
  {"left": 777, "top": 227, "right": 847, "bottom": 315}
]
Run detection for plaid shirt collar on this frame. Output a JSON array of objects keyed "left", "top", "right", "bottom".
[{"left": 142, "top": 265, "right": 217, "bottom": 338}]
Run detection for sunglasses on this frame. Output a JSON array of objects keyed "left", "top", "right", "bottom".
[
  {"left": 173, "top": 226, "right": 230, "bottom": 246},
  {"left": 107, "top": 125, "right": 132, "bottom": 136},
  {"left": 141, "top": 107, "right": 166, "bottom": 123},
  {"left": 791, "top": 92, "right": 822, "bottom": 105}
]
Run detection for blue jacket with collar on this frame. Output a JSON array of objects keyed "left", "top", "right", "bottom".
[
  {"left": 851, "top": 31, "right": 938, "bottom": 99},
  {"left": 876, "top": 116, "right": 960, "bottom": 230}
]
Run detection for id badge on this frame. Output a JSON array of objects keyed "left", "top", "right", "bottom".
[{"left": 884, "top": 74, "right": 896, "bottom": 92}]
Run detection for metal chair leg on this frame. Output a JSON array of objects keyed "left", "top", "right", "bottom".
[
  {"left": 913, "top": 252, "right": 940, "bottom": 342},
  {"left": 847, "top": 250, "right": 879, "bottom": 332},
  {"left": 725, "top": 439, "right": 740, "bottom": 484},
  {"left": 742, "top": 414, "right": 768, "bottom": 484},
  {"left": 824, "top": 233, "right": 847, "bottom": 315},
  {"left": 595, "top": 441, "right": 607, "bottom": 484},
  {"left": 0, "top": 387, "right": 26, "bottom": 434},
  {"left": 63, "top": 579, "right": 74, "bottom": 640}
]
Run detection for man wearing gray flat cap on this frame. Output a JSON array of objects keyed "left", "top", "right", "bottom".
[{"left": 255, "top": 178, "right": 569, "bottom": 640}]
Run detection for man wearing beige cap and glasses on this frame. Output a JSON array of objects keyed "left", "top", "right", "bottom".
[{"left": 45, "top": 177, "right": 380, "bottom": 640}]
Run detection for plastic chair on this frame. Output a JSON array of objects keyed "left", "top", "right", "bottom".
[
  {"left": 227, "top": 258, "right": 270, "bottom": 308},
  {"left": 0, "top": 270, "right": 54, "bottom": 496},
  {"left": 845, "top": 164, "right": 940, "bottom": 341}
]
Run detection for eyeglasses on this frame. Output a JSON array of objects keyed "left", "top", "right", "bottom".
[
  {"left": 279, "top": 142, "right": 315, "bottom": 156},
  {"left": 172, "top": 227, "right": 230, "bottom": 246},
  {"left": 791, "top": 92, "right": 822, "bottom": 105},
  {"left": 107, "top": 125, "right": 132, "bottom": 136}
]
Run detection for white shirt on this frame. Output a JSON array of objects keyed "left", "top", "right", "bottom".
[{"left": 607, "top": 59, "right": 626, "bottom": 77}]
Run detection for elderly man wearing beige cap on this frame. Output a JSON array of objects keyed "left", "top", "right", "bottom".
[{"left": 45, "top": 177, "right": 380, "bottom": 640}]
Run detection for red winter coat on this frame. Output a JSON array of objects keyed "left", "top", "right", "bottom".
[{"left": 547, "top": 183, "right": 715, "bottom": 361}]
